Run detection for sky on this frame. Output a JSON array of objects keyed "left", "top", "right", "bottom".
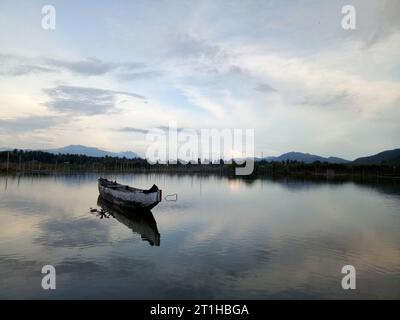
[{"left": 0, "top": 0, "right": 399, "bottom": 160}]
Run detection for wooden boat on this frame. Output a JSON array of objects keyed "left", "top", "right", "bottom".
[
  {"left": 97, "top": 196, "right": 160, "bottom": 246},
  {"left": 98, "top": 177, "right": 162, "bottom": 210}
]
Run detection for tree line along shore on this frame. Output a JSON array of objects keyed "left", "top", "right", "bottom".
[{"left": 0, "top": 149, "right": 399, "bottom": 178}]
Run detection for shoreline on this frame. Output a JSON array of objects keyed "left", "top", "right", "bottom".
[{"left": 1, "top": 168, "right": 400, "bottom": 181}]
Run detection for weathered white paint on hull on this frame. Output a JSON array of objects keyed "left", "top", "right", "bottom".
[{"left": 98, "top": 179, "right": 161, "bottom": 210}]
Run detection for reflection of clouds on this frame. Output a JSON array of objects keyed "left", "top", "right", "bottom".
[
  {"left": 346, "top": 230, "right": 400, "bottom": 275},
  {"left": 153, "top": 226, "right": 400, "bottom": 299},
  {"left": 274, "top": 179, "right": 351, "bottom": 192},
  {"left": 0, "top": 175, "right": 100, "bottom": 219},
  {"left": 0, "top": 196, "right": 64, "bottom": 216},
  {"left": 102, "top": 256, "right": 154, "bottom": 277},
  {"left": 228, "top": 179, "right": 244, "bottom": 192},
  {"left": 215, "top": 231, "right": 400, "bottom": 299},
  {"left": 1, "top": 174, "right": 400, "bottom": 298},
  {"left": 0, "top": 255, "right": 38, "bottom": 273},
  {"left": 55, "top": 256, "right": 154, "bottom": 278},
  {"left": 34, "top": 218, "right": 109, "bottom": 248},
  {"left": 183, "top": 216, "right": 228, "bottom": 246},
  {"left": 57, "top": 259, "right": 103, "bottom": 277},
  {"left": 0, "top": 214, "right": 42, "bottom": 251},
  {"left": 353, "top": 181, "right": 400, "bottom": 199},
  {"left": 0, "top": 254, "right": 44, "bottom": 299},
  {"left": 150, "top": 177, "right": 400, "bottom": 298}
]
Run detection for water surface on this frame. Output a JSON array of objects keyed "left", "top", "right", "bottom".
[{"left": 0, "top": 174, "right": 399, "bottom": 299}]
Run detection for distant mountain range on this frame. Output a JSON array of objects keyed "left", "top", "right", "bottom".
[
  {"left": 262, "top": 152, "right": 350, "bottom": 164},
  {"left": 260, "top": 149, "right": 400, "bottom": 165},
  {"left": 45, "top": 145, "right": 139, "bottom": 159},
  {"left": 353, "top": 148, "right": 400, "bottom": 165}
]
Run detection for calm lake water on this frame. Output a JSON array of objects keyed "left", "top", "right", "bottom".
[{"left": 0, "top": 173, "right": 399, "bottom": 299}]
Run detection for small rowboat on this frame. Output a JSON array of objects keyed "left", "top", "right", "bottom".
[{"left": 98, "top": 177, "right": 162, "bottom": 210}]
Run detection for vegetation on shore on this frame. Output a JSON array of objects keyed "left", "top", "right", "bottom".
[{"left": 1, "top": 149, "right": 399, "bottom": 178}]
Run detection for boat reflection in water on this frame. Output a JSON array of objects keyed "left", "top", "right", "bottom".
[{"left": 95, "top": 196, "right": 160, "bottom": 246}]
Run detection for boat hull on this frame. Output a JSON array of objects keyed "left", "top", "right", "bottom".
[{"left": 98, "top": 178, "right": 161, "bottom": 210}]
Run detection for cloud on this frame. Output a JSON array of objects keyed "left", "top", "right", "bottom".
[
  {"left": 44, "top": 57, "right": 152, "bottom": 78},
  {"left": 43, "top": 85, "right": 146, "bottom": 115},
  {"left": 168, "top": 33, "right": 229, "bottom": 74},
  {"left": 352, "top": 0, "right": 400, "bottom": 48},
  {"left": 173, "top": 33, "right": 223, "bottom": 59},
  {"left": 0, "top": 54, "right": 65, "bottom": 76},
  {"left": 0, "top": 54, "right": 53, "bottom": 76},
  {"left": 117, "top": 127, "right": 149, "bottom": 134},
  {"left": 301, "top": 91, "right": 355, "bottom": 108},
  {"left": 44, "top": 57, "right": 115, "bottom": 76},
  {"left": 180, "top": 87, "right": 226, "bottom": 118},
  {"left": 0, "top": 116, "right": 63, "bottom": 132},
  {"left": 0, "top": 64, "right": 53, "bottom": 76},
  {"left": 157, "top": 126, "right": 185, "bottom": 132},
  {"left": 255, "top": 83, "right": 277, "bottom": 93},
  {"left": 117, "top": 70, "right": 161, "bottom": 81},
  {"left": 0, "top": 1, "right": 399, "bottom": 158},
  {"left": 116, "top": 126, "right": 184, "bottom": 134},
  {"left": 0, "top": 53, "right": 159, "bottom": 79}
]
